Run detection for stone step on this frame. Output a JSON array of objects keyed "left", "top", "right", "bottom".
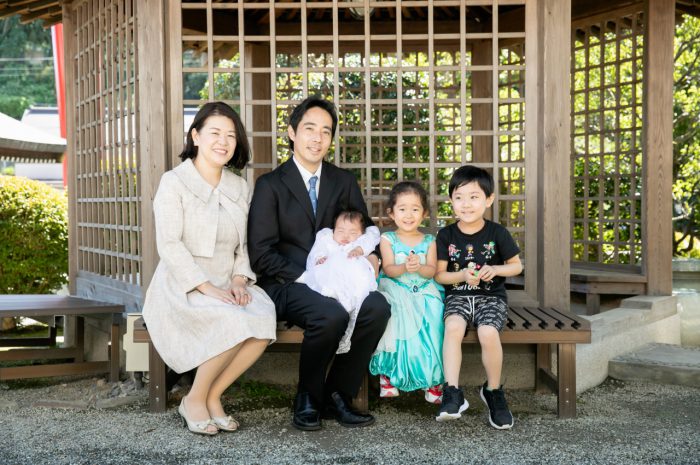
[{"left": 609, "top": 343, "right": 700, "bottom": 388}]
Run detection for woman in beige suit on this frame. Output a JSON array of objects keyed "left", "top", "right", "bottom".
[{"left": 142, "top": 102, "right": 276, "bottom": 436}]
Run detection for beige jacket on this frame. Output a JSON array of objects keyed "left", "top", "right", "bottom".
[{"left": 153, "top": 158, "right": 256, "bottom": 293}]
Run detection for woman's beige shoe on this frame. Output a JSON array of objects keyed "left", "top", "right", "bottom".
[
  {"left": 178, "top": 398, "right": 218, "bottom": 436},
  {"left": 212, "top": 415, "right": 239, "bottom": 432}
]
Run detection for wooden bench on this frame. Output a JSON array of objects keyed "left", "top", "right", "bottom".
[
  {"left": 0, "top": 295, "right": 123, "bottom": 382},
  {"left": 134, "top": 304, "right": 590, "bottom": 418},
  {"left": 570, "top": 267, "right": 647, "bottom": 315}
]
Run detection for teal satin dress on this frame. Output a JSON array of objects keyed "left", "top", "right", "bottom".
[{"left": 369, "top": 232, "right": 445, "bottom": 391}]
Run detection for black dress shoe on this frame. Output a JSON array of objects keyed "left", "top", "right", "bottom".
[
  {"left": 292, "top": 392, "right": 322, "bottom": 431},
  {"left": 323, "top": 392, "right": 375, "bottom": 428}
]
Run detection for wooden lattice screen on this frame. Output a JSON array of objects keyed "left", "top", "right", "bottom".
[
  {"left": 571, "top": 9, "right": 644, "bottom": 268},
  {"left": 177, "top": 0, "right": 526, "bottom": 252},
  {"left": 70, "top": 0, "right": 141, "bottom": 301}
]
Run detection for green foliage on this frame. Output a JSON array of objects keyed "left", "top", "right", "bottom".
[
  {"left": 0, "top": 175, "right": 68, "bottom": 293},
  {"left": 0, "top": 16, "right": 56, "bottom": 114},
  {"left": 673, "top": 15, "right": 700, "bottom": 257},
  {"left": 0, "top": 95, "right": 32, "bottom": 120}
]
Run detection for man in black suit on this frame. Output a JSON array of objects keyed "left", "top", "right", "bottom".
[{"left": 248, "top": 96, "right": 391, "bottom": 430}]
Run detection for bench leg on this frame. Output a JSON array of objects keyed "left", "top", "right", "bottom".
[
  {"left": 586, "top": 293, "right": 600, "bottom": 315},
  {"left": 535, "top": 343, "right": 554, "bottom": 394},
  {"left": 148, "top": 343, "right": 167, "bottom": 413},
  {"left": 75, "top": 317, "right": 85, "bottom": 362},
  {"left": 109, "top": 318, "right": 120, "bottom": 383},
  {"left": 557, "top": 343, "right": 577, "bottom": 418},
  {"left": 351, "top": 372, "right": 369, "bottom": 414}
]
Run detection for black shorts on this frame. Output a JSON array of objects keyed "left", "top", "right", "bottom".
[{"left": 443, "top": 294, "right": 507, "bottom": 332}]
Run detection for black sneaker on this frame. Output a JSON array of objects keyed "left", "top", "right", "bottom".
[
  {"left": 479, "top": 382, "right": 514, "bottom": 429},
  {"left": 435, "top": 383, "right": 469, "bottom": 422}
]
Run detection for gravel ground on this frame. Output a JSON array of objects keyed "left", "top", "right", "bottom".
[{"left": 1, "top": 376, "right": 698, "bottom": 465}]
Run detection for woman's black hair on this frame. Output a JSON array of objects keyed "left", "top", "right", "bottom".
[
  {"left": 179, "top": 101, "right": 250, "bottom": 170},
  {"left": 288, "top": 96, "right": 338, "bottom": 152},
  {"left": 386, "top": 181, "right": 430, "bottom": 216},
  {"left": 448, "top": 165, "right": 494, "bottom": 197}
]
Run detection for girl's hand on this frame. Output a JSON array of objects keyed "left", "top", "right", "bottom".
[
  {"left": 347, "top": 246, "right": 364, "bottom": 258},
  {"left": 316, "top": 256, "right": 327, "bottom": 265},
  {"left": 197, "top": 282, "right": 236, "bottom": 305},
  {"left": 478, "top": 265, "right": 497, "bottom": 282},
  {"left": 230, "top": 284, "right": 252, "bottom": 306},
  {"left": 464, "top": 268, "right": 480, "bottom": 287},
  {"left": 405, "top": 253, "right": 421, "bottom": 273}
]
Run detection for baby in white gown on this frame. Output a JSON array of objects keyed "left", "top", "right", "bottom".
[{"left": 305, "top": 210, "right": 380, "bottom": 354}]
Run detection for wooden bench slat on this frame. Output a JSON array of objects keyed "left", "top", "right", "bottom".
[
  {"left": 505, "top": 307, "right": 529, "bottom": 330},
  {"left": 539, "top": 306, "right": 591, "bottom": 331},
  {"left": 515, "top": 307, "right": 548, "bottom": 330},
  {"left": 522, "top": 306, "right": 561, "bottom": 329}
]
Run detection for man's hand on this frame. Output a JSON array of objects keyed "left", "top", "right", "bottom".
[
  {"left": 347, "top": 246, "right": 364, "bottom": 258},
  {"left": 316, "top": 256, "right": 327, "bottom": 265}
]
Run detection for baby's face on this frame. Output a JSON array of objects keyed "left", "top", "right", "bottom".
[{"left": 333, "top": 217, "right": 364, "bottom": 245}]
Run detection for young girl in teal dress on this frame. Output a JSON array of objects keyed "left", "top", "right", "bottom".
[{"left": 369, "top": 181, "right": 445, "bottom": 403}]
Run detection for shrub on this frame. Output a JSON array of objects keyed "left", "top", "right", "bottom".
[{"left": 0, "top": 175, "right": 68, "bottom": 293}]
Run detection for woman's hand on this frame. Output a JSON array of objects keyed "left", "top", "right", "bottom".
[
  {"left": 230, "top": 285, "right": 251, "bottom": 306},
  {"left": 196, "top": 281, "right": 237, "bottom": 305},
  {"left": 230, "top": 275, "right": 252, "bottom": 306}
]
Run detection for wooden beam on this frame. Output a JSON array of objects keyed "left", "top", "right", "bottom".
[
  {"left": 642, "top": 0, "right": 675, "bottom": 295},
  {"left": 526, "top": 0, "right": 571, "bottom": 310},
  {"left": 63, "top": 2, "right": 77, "bottom": 296},
  {"left": 245, "top": 43, "right": 273, "bottom": 182},
  {"left": 0, "top": 0, "right": 55, "bottom": 17},
  {"left": 166, "top": 0, "right": 184, "bottom": 168},
  {"left": 137, "top": 0, "right": 169, "bottom": 291},
  {"left": 18, "top": 4, "right": 59, "bottom": 23},
  {"left": 471, "top": 39, "right": 493, "bottom": 165}
]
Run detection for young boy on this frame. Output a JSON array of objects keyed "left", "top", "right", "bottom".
[{"left": 434, "top": 165, "right": 523, "bottom": 429}]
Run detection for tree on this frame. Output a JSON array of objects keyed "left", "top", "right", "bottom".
[
  {"left": 673, "top": 15, "right": 700, "bottom": 258},
  {"left": 0, "top": 15, "right": 56, "bottom": 118}
]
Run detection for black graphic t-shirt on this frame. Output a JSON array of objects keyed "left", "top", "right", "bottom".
[{"left": 436, "top": 220, "right": 520, "bottom": 301}]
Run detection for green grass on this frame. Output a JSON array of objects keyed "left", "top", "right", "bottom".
[{"left": 223, "top": 379, "right": 295, "bottom": 411}]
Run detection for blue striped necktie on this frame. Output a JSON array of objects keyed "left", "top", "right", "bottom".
[{"left": 309, "top": 175, "right": 318, "bottom": 215}]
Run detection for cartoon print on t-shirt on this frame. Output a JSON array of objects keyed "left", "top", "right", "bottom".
[
  {"left": 448, "top": 243, "right": 461, "bottom": 259},
  {"left": 481, "top": 241, "right": 496, "bottom": 260},
  {"left": 465, "top": 244, "right": 475, "bottom": 261}
]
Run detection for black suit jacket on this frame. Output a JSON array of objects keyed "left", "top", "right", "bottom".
[{"left": 247, "top": 159, "right": 374, "bottom": 300}]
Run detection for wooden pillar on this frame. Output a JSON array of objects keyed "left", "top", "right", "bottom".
[
  {"left": 244, "top": 43, "right": 272, "bottom": 182},
  {"left": 642, "top": 0, "right": 675, "bottom": 295},
  {"left": 137, "top": 0, "right": 169, "bottom": 291},
  {"left": 472, "top": 39, "right": 493, "bottom": 164},
  {"left": 62, "top": 2, "right": 79, "bottom": 347},
  {"left": 525, "top": 0, "right": 571, "bottom": 310},
  {"left": 63, "top": 2, "right": 77, "bottom": 296}
]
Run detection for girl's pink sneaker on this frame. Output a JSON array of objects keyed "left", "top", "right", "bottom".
[
  {"left": 379, "top": 375, "right": 399, "bottom": 398},
  {"left": 424, "top": 384, "right": 443, "bottom": 404}
]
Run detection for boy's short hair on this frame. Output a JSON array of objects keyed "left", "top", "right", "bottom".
[
  {"left": 448, "top": 165, "right": 494, "bottom": 197},
  {"left": 333, "top": 208, "right": 366, "bottom": 233}
]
